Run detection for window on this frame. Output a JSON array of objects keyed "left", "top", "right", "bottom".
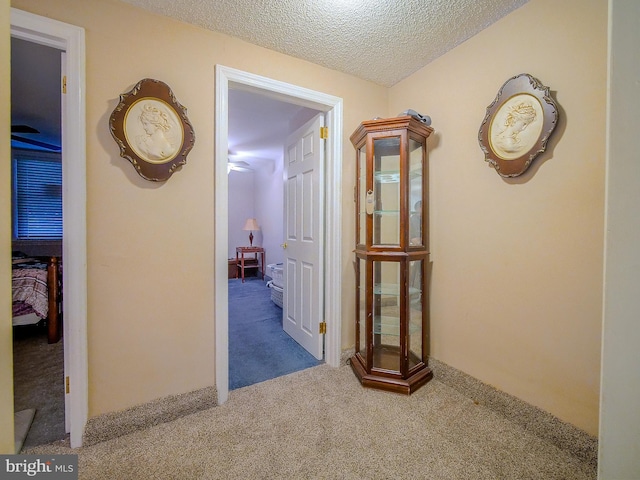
[{"left": 12, "top": 150, "right": 62, "bottom": 239}]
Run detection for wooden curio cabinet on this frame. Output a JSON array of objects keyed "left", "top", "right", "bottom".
[{"left": 349, "top": 115, "right": 434, "bottom": 394}]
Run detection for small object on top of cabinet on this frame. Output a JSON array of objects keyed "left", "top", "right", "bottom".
[{"left": 349, "top": 114, "right": 434, "bottom": 394}]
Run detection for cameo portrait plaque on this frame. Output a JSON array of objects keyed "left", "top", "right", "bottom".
[
  {"left": 109, "top": 78, "right": 195, "bottom": 181},
  {"left": 478, "top": 74, "right": 558, "bottom": 178}
]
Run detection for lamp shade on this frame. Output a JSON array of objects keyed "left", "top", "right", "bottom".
[{"left": 243, "top": 218, "right": 259, "bottom": 231}]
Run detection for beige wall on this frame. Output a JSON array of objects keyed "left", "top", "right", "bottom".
[
  {"left": 389, "top": 0, "right": 606, "bottom": 435},
  {"left": 7, "top": 0, "right": 385, "bottom": 417},
  {"left": 1, "top": 0, "right": 15, "bottom": 454}
]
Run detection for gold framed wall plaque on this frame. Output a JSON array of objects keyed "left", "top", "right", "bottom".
[
  {"left": 110, "top": 78, "right": 195, "bottom": 182},
  {"left": 478, "top": 73, "right": 558, "bottom": 178}
]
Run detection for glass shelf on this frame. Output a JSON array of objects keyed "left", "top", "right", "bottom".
[
  {"left": 374, "top": 283, "right": 421, "bottom": 297},
  {"left": 373, "top": 169, "right": 421, "bottom": 183},
  {"left": 375, "top": 171, "right": 400, "bottom": 183},
  {"left": 374, "top": 283, "right": 399, "bottom": 296},
  {"left": 373, "top": 210, "right": 400, "bottom": 215},
  {"left": 373, "top": 315, "right": 422, "bottom": 336},
  {"left": 409, "top": 166, "right": 422, "bottom": 178}
]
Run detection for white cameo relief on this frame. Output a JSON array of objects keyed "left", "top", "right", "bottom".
[
  {"left": 490, "top": 94, "right": 543, "bottom": 161},
  {"left": 124, "top": 99, "right": 182, "bottom": 164}
]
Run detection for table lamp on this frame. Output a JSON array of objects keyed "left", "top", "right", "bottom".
[{"left": 243, "top": 218, "right": 259, "bottom": 246}]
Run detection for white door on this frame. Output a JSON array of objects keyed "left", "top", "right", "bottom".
[{"left": 283, "top": 113, "right": 325, "bottom": 359}]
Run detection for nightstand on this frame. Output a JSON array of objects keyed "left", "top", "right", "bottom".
[{"left": 236, "top": 247, "right": 265, "bottom": 283}]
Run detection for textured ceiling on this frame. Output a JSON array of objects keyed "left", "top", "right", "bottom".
[
  {"left": 120, "top": 0, "right": 529, "bottom": 87},
  {"left": 228, "top": 88, "right": 318, "bottom": 171},
  {"left": 11, "top": 0, "right": 530, "bottom": 159}
]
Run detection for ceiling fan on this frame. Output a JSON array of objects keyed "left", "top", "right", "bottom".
[
  {"left": 11, "top": 124, "right": 61, "bottom": 152},
  {"left": 227, "top": 150, "right": 253, "bottom": 172},
  {"left": 227, "top": 159, "right": 252, "bottom": 172}
]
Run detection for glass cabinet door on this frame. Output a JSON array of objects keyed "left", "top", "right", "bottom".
[
  {"left": 409, "top": 138, "right": 424, "bottom": 247},
  {"left": 372, "top": 260, "right": 401, "bottom": 372},
  {"left": 408, "top": 259, "right": 424, "bottom": 370},
  {"left": 356, "top": 256, "right": 368, "bottom": 360},
  {"left": 373, "top": 137, "right": 401, "bottom": 247},
  {"left": 357, "top": 145, "right": 367, "bottom": 246}
]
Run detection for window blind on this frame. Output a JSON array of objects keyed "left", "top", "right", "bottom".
[{"left": 13, "top": 152, "right": 62, "bottom": 239}]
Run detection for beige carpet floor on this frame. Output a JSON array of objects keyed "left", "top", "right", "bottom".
[{"left": 26, "top": 364, "right": 596, "bottom": 479}]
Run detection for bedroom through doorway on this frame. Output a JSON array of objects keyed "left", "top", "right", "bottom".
[
  {"left": 226, "top": 88, "right": 323, "bottom": 389},
  {"left": 10, "top": 7, "right": 88, "bottom": 450},
  {"left": 10, "top": 35, "right": 66, "bottom": 451}
]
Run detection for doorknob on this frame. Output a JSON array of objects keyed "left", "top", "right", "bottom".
[{"left": 280, "top": 242, "right": 288, "bottom": 249}]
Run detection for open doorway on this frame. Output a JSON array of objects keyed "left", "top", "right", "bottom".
[
  {"left": 226, "top": 88, "right": 323, "bottom": 389},
  {"left": 10, "top": 8, "right": 88, "bottom": 449},
  {"left": 215, "top": 66, "right": 344, "bottom": 405},
  {"left": 10, "top": 35, "right": 65, "bottom": 451}
]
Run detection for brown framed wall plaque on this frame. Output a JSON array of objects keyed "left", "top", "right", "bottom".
[
  {"left": 478, "top": 73, "right": 558, "bottom": 178},
  {"left": 109, "top": 78, "right": 195, "bottom": 182}
]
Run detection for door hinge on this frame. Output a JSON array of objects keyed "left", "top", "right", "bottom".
[
  {"left": 65, "top": 376, "right": 70, "bottom": 394},
  {"left": 320, "top": 126, "right": 328, "bottom": 139},
  {"left": 62, "top": 76, "right": 67, "bottom": 94},
  {"left": 319, "top": 321, "right": 327, "bottom": 334}
]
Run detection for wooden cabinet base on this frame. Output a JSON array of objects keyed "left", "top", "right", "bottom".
[{"left": 349, "top": 354, "right": 433, "bottom": 395}]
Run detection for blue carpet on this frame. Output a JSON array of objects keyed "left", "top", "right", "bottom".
[{"left": 228, "top": 277, "right": 322, "bottom": 390}]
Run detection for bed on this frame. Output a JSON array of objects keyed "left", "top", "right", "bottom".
[{"left": 12, "top": 255, "right": 62, "bottom": 344}]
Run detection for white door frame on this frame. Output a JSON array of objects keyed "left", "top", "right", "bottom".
[
  {"left": 11, "top": 8, "right": 88, "bottom": 449},
  {"left": 215, "top": 66, "right": 343, "bottom": 404}
]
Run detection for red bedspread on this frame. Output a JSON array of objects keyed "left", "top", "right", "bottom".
[{"left": 12, "top": 267, "right": 49, "bottom": 319}]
